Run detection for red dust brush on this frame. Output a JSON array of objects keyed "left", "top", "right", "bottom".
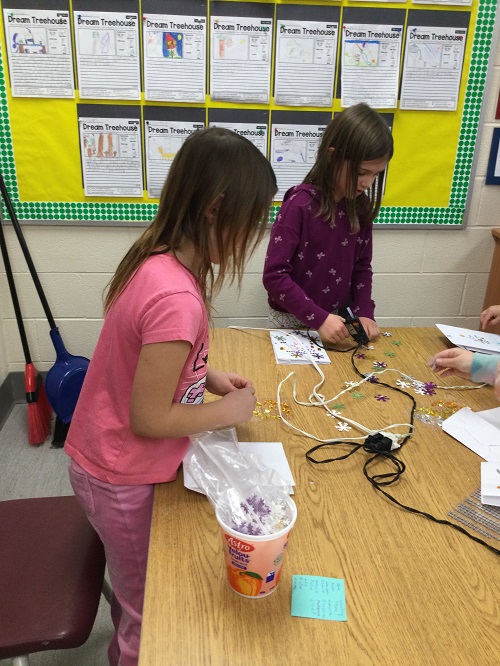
[
  {"left": 25, "top": 363, "right": 52, "bottom": 446},
  {"left": 0, "top": 208, "right": 52, "bottom": 446}
]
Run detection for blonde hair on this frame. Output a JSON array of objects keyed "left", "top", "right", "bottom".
[
  {"left": 304, "top": 103, "right": 393, "bottom": 231},
  {"left": 105, "top": 127, "right": 277, "bottom": 313}
]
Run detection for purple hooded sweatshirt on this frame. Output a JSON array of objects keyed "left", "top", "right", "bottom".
[{"left": 263, "top": 184, "right": 375, "bottom": 329}]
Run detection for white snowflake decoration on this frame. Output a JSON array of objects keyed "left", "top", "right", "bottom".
[
  {"left": 336, "top": 422, "right": 351, "bottom": 432},
  {"left": 396, "top": 380, "right": 410, "bottom": 389}
]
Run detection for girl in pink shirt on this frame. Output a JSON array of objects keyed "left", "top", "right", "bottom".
[{"left": 65, "top": 128, "right": 277, "bottom": 666}]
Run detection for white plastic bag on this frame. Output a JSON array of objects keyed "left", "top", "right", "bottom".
[{"left": 183, "top": 428, "right": 295, "bottom": 536}]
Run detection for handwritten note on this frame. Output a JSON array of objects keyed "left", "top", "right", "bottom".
[{"left": 291, "top": 575, "right": 347, "bottom": 621}]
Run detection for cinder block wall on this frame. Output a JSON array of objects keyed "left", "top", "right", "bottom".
[{"left": 1, "top": 41, "right": 500, "bottom": 381}]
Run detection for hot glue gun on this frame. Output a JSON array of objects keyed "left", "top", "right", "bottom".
[{"left": 337, "top": 306, "right": 369, "bottom": 346}]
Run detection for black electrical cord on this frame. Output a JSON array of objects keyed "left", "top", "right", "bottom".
[{"left": 304, "top": 340, "right": 500, "bottom": 557}]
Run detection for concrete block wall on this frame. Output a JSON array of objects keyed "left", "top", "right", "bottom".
[{"left": 1, "top": 38, "right": 500, "bottom": 380}]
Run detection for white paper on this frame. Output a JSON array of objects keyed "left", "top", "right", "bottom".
[
  {"left": 271, "top": 123, "right": 326, "bottom": 200},
  {"left": 480, "top": 462, "right": 500, "bottom": 507},
  {"left": 4, "top": 9, "right": 74, "bottom": 97},
  {"left": 341, "top": 24, "right": 403, "bottom": 108},
  {"left": 442, "top": 408, "right": 500, "bottom": 462},
  {"left": 208, "top": 121, "right": 268, "bottom": 156},
  {"left": 79, "top": 117, "right": 143, "bottom": 196},
  {"left": 210, "top": 14, "right": 272, "bottom": 103},
  {"left": 412, "top": 0, "right": 472, "bottom": 6},
  {"left": 183, "top": 442, "right": 295, "bottom": 493},
  {"left": 274, "top": 19, "right": 338, "bottom": 107},
  {"left": 400, "top": 25, "right": 467, "bottom": 111},
  {"left": 270, "top": 329, "right": 330, "bottom": 365},
  {"left": 74, "top": 11, "right": 140, "bottom": 99},
  {"left": 436, "top": 324, "right": 500, "bottom": 355},
  {"left": 143, "top": 13, "right": 206, "bottom": 102},
  {"left": 145, "top": 120, "right": 204, "bottom": 198}
]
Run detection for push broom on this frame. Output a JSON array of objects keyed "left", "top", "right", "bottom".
[
  {"left": 0, "top": 173, "right": 89, "bottom": 447},
  {"left": 0, "top": 211, "right": 52, "bottom": 445}
]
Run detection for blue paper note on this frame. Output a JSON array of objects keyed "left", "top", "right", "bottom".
[{"left": 291, "top": 575, "right": 347, "bottom": 621}]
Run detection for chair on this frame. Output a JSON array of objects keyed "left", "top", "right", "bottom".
[{"left": 0, "top": 495, "right": 107, "bottom": 665}]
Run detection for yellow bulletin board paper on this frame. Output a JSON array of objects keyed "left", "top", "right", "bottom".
[{"left": 0, "top": 0, "right": 496, "bottom": 226}]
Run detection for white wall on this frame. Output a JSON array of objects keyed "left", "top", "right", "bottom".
[{"left": 1, "top": 42, "right": 500, "bottom": 374}]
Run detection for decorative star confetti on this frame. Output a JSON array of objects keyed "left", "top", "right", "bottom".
[
  {"left": 396, "top": 379, "right": 411, "bottom": 389},
  {"left": 373, "top": 361, "right": 387, "bottom": 369},
  {"left": 414, "top": 387, "right": 427, "bottom": 395},
  {"left": 336, "top": 421, "right": 351, "bottom": 432},
  {"left": 253, "top": 399, "right": 290, "bottom": 419},
  {"left": 415, "top": 401, "right": 463, "bottom": 426},
  {"left": 331, "top": 402, "right": 345, "bottom": 410},
  {"left": 382, "top": 332, "right": 392, "bottom": 337},
  {"left": 385, "top": 351, "right": 396, "bottom": 358},
  {"left": 391, "top": 340, "right": 402, "bottom": 346},
  {"left": 355, "top": 353, "right": 366, "bottom": 359},
  {"left": 375, "top": 394, "right": 389, "bottom": 402},
  {"left": 350, "top": 390, "right": 364, "bottom": 399},
  {"left": 367, "top": 374, "right": 379, "bottom": 383}
]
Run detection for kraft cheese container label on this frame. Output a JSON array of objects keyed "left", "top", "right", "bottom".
[{"left": 216, "top": 498, "right": 297, "bottom": 598}]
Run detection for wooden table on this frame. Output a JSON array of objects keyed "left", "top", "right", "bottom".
[{"left": 139, "top": 328, "right": 499, "bottom": 666}]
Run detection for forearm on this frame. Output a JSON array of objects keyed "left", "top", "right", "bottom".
[
  {"left": 130, "top": 399, "right": 238, "bottom": 439},
  {"left": 471, "top": 353, "right": 499, "bottom": 385}
]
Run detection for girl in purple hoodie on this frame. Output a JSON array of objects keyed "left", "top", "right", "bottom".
[{"left": 263, "top": 103, "right": 393, "bottom": 345}]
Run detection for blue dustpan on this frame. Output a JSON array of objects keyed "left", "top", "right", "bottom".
[{"left": 45, "top": 328, "right": 90, "bottom": 424}]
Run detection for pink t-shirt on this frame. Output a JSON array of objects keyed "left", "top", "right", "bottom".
[{"left": 64, "top": 254, "right": 209, "bottom": 485}]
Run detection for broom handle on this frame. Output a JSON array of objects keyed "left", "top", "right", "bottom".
[
  {"left": 0, "top": 173, "right": 57, "bottom": 330},
  {"left": 0, "top": 211, "right": 32, "bottom": 364}
]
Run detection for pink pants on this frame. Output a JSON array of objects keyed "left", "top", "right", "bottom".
[{"left": 69, "top": 459, "right": 154, "bottom": 666}]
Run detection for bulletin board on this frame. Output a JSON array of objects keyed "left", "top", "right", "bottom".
[{"left": 0, "top": 0, "right": 497, "bottom": 226}]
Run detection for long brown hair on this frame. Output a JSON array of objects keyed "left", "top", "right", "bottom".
[
  {"left": 105, "top": 127, "right": 277, "bottom": 313},
  {"left": 304, "top": 103, "right": 393, "bottom": 231}
]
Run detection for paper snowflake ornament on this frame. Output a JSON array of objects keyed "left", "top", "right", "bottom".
[
  {"left": 423, "top": 382, "right": 437, "bottom": 396},
  {"left": 336, "top": 421, "right": 351, "bottom": 432},
  {"left": 396, "top": 379, "right": 411, "bottom": 389}
]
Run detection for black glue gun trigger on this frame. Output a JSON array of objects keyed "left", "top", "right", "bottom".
[{"left": 337, "top": 307, "right": 369, "bottom": 346}]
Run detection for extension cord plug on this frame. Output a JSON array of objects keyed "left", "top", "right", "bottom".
[{"left": 365, "top": 432, "right": 401, "bottom": 452}]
